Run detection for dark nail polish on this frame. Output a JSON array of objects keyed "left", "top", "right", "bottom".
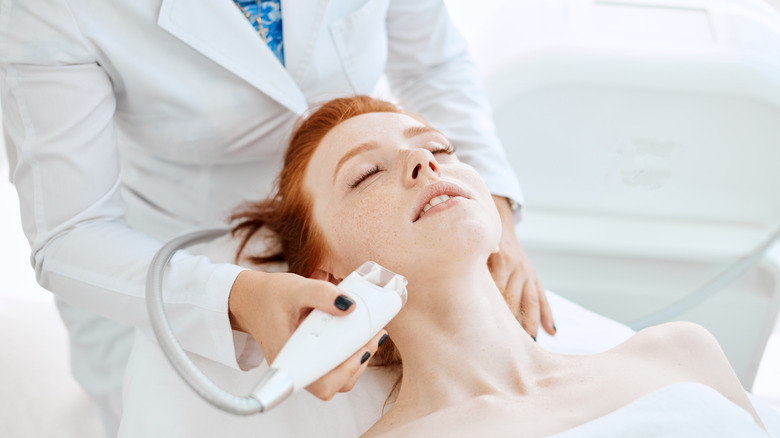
[
  {"left": 553, "top": 324, "right": 557, "bottom": 334},
  {"left": 378, "top": 334, "right": 389, "bottom": 347},
  {"left": 334, "top": 295, "right": 354, "bottom": 311},
  {"left": 532, "top": 335, "right": 537, "bottom": 342},
  {"left": 360, "top": 352, "right": 371, "bottom": 364}
]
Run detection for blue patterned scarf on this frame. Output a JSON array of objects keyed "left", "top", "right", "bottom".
[{"left": 233, "top": 0, "right": 285, "bottom": 66}]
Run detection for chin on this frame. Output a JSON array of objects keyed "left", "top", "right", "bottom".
[
  {"left": 448, "top": 228, "right": 499, "bottom": 261},
  {"left": 400, "top": 223, "right": 498, "bottom": 277},
  {"left": 443, "top": 211, "right": 502, "bottom": 252}
]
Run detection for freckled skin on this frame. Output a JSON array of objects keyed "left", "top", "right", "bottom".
[
  {"left": 300, "top": 113, "right": 767, "bottom": 438},
  {"left": 303, "top": 112, "right": 502, "bottom": 283}
]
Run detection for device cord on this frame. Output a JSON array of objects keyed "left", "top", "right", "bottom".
[
  {"left": 629, "top": 224, "right": 780, "bottom": 330},
  {"left": 145, "top": 228, "right": 266, "bottom": 415}
]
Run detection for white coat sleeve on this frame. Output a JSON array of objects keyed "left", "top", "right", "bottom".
[
  {"left": 0, "top": 0, "right": 255, "bottom": 370},
  {"left": 384, "top": 0, "right": 524, "bottom": 214}
]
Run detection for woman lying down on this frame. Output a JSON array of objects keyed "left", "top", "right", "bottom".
[{"left": 230, "top": 95, "right": 768, "bottom": 437}]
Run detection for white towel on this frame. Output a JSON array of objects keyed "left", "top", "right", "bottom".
[{"left": 552, "top": 382, "right": 768, "bottom": 437}]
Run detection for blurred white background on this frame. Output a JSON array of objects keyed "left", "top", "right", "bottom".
[
  {"left": 441, "top": 0, "right": 780, "bottom": 414},
  {"left": 0, "top": 2, "right": 777, "bottom": 435}
]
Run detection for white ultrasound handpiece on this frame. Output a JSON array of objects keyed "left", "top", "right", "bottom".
[{"left": 250, "top": 261, "right": 407, "bottom": 410}]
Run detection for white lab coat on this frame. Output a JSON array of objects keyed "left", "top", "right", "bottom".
[{"left": 0, "top": 0, "right": 523, "bottom": 435}]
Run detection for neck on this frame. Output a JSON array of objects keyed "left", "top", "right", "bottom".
[{"left": 384, "top": 261, "right": 552, "bottom": 419}]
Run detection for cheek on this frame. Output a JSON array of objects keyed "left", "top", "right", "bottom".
[
  {"left": 461, "top": 169, "right": 504, "bottom": 248},
  {"left": 486, "top": 202, "right": 503, "bottom": 249},
  {"left": 328, "top": 194, "right": 408, "bottom": 274}
]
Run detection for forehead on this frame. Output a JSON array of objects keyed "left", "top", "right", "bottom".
[
  {"left": 304, "top": 112, "right": 429, "bottom": 194},
  {"left": 318, "top": 112, "right": 426, "bottom": 156}
]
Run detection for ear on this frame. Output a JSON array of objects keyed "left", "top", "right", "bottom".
[{"left": 310, "top": 268, "right": 342, "bottom": 285}]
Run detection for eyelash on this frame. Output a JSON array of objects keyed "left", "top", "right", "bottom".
[
  {"left": 348, "top": 165, "right": 382, "bottom": 189},
  {"left": 346, "top": 145, "right": 455, "bottom": 189},
  {"left": 430, "top": 144, "right": 455, "bottom": 155}
]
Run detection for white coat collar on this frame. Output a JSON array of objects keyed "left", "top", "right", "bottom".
[{"left": 157, "top": 0, "right": 329, "bottom": 114}]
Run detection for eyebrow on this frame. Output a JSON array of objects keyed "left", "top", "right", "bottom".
[
  {"left": 332, "top": 125, "right": 449, "bottom": 181},
  {"left": 334, "top": 141, "right": 380, "bottom": 181},
  {"left": 403, "top": 125, "right": 441, "bottom": 139}
]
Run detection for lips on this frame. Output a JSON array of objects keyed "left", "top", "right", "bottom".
[{"left": 412, "top": 181, "right": 470, "bottom": 222}]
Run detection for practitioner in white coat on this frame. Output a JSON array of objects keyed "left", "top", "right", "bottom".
[{"left": 0, "top": 0, "right": 555, "bottom": 435}]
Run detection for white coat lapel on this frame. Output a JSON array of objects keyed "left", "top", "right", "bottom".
[
  {"left": 157, "top": 0, "right": 309, "bottom": 114},
  {"left": 280, "top": 0, "right": 329, "bottom": 87}
]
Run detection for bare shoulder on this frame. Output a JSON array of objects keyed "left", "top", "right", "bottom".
[
  {"left": 582, "top": 322, "right": 727, "bottom": 406},
  {"left": 627, "top": 321, "right": 721, "bottom": 366},
  {"left": 616, "top": 321, "right": 765, "bottom": 430},
  {"left": 617, "top": 321, "right": 733, "bottom": 385}
]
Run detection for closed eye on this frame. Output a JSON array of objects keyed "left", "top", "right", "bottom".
[
  {"left": 428, "top": 143, "right": 456, "bottom": 156},
  {"left": 348, "top": 165, "right": 382, "bottom": 189}
]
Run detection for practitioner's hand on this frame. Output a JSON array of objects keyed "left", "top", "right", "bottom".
[
  {"left": 488, "top": 196, "right": 556, "bottom": 339},
  {"left": 228, "top": 270, "right": 386, "bottom": 400}
]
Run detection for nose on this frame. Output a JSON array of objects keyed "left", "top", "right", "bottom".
[{"left": 404, "top": 148, "right": 440, "bottom": 186}]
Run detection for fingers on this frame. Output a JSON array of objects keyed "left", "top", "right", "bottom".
[
  {"left": 341, "top": 331, "right": 389, "bottom": 392},
  {"left": 487, "top": 252, "right": 510, "bottom": 293},
  {"left": 519, "top": 276, "right": 540, "bottom": 340},
  {"left": 488, "top": 250, "right": 554, "bottom": 339},
  {"left": 503, "top": 269, "right": 524, "bottom": 320},
  {"left": 296, "top": 279, "right": 357, "bottom": 317},
  {"left": 305, "top": 330, "right": 389, "bottom": 401},
  {"left": 536, "top": 279, "right": 557, "bottom": 336}
]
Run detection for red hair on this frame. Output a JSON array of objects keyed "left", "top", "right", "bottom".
[
  {"left": 231, "top": 95, "right": 403, "bottom": 276},
  {"left": 232, "top": 96, "right": 434, "bottom": 405}
]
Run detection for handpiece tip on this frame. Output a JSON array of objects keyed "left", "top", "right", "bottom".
[{"left": 250, "top": 368, "right": 295, "bottom": 412}]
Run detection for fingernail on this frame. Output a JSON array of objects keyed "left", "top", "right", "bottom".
[
  {"left": 553, "top": 324, "right": 557, "bottom": 334},
  {"left": 334, "top": 295, "right": 354, "bottom": 311},
  {"left": 378, "top": 334, "right": 389, "bottom": 347},
  {"left": 532, "top": 335, "right": 537, "bottom": 342},
  {"left": 360, "top": 352, "right": 371, "bottom": 364}
]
